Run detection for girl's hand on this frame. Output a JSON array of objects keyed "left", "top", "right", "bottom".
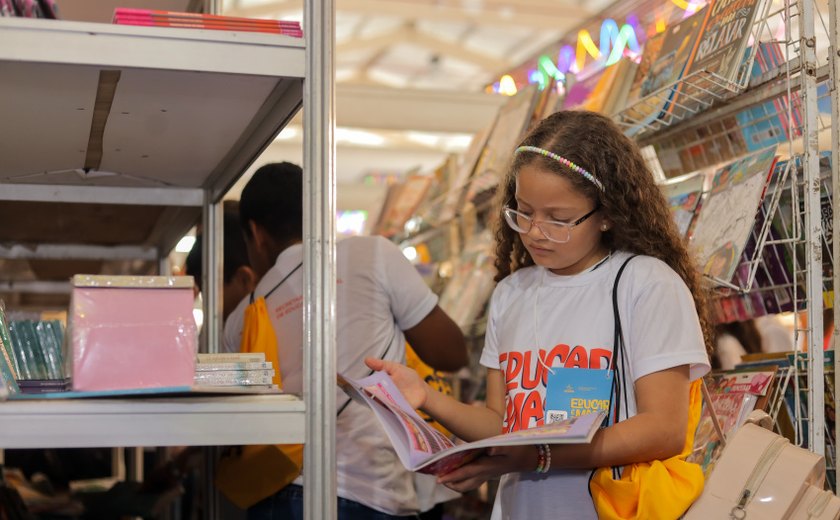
[
  {"left": 437, "top": 445, "right": 539, "bottom": 492},
  {"left": 365, "top": 357, "right": 429, "bottom": 409}
]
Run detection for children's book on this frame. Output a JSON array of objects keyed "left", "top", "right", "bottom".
[
  {"left": 689, "top": 146, "right": 778, "bottom": 283},
  {"left": 338, "top": 371, "right": 606, "bottom": 475}
]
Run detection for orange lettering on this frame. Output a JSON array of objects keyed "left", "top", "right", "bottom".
[
  {"left": 544, "top": 344, "right": 570, "bottom": 368},
  {"left": 521, "top": 351, "right": 542, "bottom": 390},
  {"left": 504, "top": 352, "right": 523, "bottom": 392},
  {"left": 520, "top": 391, "right": 544, "bottom": 429},
  {"left": 565, "top": 346, "right": 588, "bottom": 368},
  {"left": 589, "top": 348, "right": 613, "bottom": 369}
]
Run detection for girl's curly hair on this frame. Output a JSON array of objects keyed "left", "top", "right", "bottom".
[{"left": 493, "top": 110, "right": 714, "bottom": 354}]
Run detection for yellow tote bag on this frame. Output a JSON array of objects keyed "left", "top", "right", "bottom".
[
  {"left": 215, "top": 293, "right": 303, "bottom": 509},
  {"left": 589, "top": 379, "right": 705, "bottom": 520}
]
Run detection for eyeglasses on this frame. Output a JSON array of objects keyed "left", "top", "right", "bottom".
[{"left": 502, "top": 206, "right": 599, "bottom": 243}]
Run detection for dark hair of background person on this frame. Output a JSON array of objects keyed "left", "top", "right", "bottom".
[
  {"left": 713, "top": 319, "right": 764, "bottom": 370},
  {"left": 185, "top": 210, "right": 251, "bottom": 291},
  {"left": 239, "top": 161, "right": 304, "bottom": 243}
]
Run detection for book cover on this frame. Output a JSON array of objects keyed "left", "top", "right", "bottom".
[
  {"left": 688, "top": 370, "right": 774, "bottom": 474},
  {"left": 437, "top": 230, "right": 495, "bottom": 329},
  {"left": 660, "top": 172, "right": 705, "bottom": 238},
  {"left": 624, "top": 8, "right": 709, "bottom": 135},
  {"left": 689, "top": 146, "right": 778, "bottom": 283},
  {"left": 194, "top": 369, "right": 275, "bottom": 386},
  {"left": 563, "top": 67, "right": 608, "bottom": 111},
  {"left": 0, "top": 309, "right": 18, "bottom": 399},
  {"left": 603, "top": 59, "right": 639, "bottom": 116},
  {"left": 624, "top": 32, "right": 666, "bottom": 108},
  {"left": 196, "top": 352, "right": 266, "bottom": 364},
  {"left": 196, "top": 361, "right": 274, "bottom": 372},
  {"left": 374, "top": 175, "right": 434, "bottom": 237},
  {"left": 686, "top": 0, "right": 764, "bottom": 85},
  {"left": 338, "top": 371, "right": 605, "bottom": 475},
  {"left": 469, "top": 84, "right": 539, "bottom": 198},
  {"left": 438, "top": 125, "right": 492, "bottom": 223}
]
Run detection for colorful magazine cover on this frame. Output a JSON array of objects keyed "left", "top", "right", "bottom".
[
  {"left": 624, "top": 8, "right": 709, "bottom": 135},
  {"left": 686, "top": 0, "right": 765, "bottom": 85},
  {"left": 689, "top": 370, "right": 775, "bottom": 475},
  {"left": 689, "top": 146, "right": 778, "bottom": 283},
  {"left": 338, "top": 371, "right": 605, "bottom": 475},
  {"left": 660, "top": 171, "right": 705, "bottom": 238}
]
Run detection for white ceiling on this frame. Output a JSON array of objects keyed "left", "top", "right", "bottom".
[
  {"left": 218, "top": 0, "right": 614, "bottom": 190},
  {"left": 223, "top": 0, "right": 611, "bottom": 91}
]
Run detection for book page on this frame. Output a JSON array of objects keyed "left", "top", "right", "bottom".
[{"left": 339, "top": 371, "right": 605, "bottom": 474}]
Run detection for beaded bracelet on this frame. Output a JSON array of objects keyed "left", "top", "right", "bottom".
[{"left": 535, "top": 443, "right": 552, "bottom": 473}]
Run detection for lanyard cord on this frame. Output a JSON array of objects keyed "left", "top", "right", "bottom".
[{"left": 249, "top": 261, "right": 303, "bottom": 304}]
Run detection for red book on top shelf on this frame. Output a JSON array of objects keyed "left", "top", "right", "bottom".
[{"left": 112, "top": 7, "right": 303, "bottom": 37}]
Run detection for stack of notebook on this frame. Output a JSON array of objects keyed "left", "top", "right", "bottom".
[{"left": 113, "top": 8, "right": 303, "bottom": 37}]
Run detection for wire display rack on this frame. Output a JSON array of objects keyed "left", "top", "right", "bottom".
[{"left": 614, "top": 0, "right": 778, "bottom": 137}]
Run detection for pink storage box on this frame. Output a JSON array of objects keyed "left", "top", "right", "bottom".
[{"left": 68, "top": 275, "right": 197, "bottom": 391}]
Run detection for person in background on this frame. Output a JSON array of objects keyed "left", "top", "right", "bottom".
[
  {"left": 223, "top": 162, "right": 469, "bottom": 520},
  {"left": 185, "top": 204, "right": 257, "bottom": 321},
  {"left": 714, "top": 319, "right": 763, "bottom": 370},
  {"left": 367, "top": 110, "right": 712, "bottom": 519}
]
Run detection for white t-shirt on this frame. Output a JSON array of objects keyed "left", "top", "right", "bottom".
[
  {"left": 223, "top": 235, "right": 438, "bottom": 516},
  {"left": 479, "top": 251, "right": 710, "bottom": 520}
]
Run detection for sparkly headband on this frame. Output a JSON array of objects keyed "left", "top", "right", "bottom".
[{"left": 514, "top": 145, "right": 604, "bottom": 192}]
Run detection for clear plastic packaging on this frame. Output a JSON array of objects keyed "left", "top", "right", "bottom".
[{"left": 68, "top": 275, "right": 197, "bottom": 391}]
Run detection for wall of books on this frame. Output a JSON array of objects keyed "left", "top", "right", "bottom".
[{"left": 374, "top": 0, "right": 840, "bottom": 500}]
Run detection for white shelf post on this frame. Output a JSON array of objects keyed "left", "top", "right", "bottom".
[
  {"left": 303, "top": 0, "right": 337, "bottom": 518},
  {"left": 798, "top": 0, "right": 825, "bottom": 456},
  {"left": 828, "top": 0, "right": 840, "bottom": 489}
]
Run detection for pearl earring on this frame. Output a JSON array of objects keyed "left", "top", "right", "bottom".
[{"left": 601, "top": 224, "right": 608, "bottom": 231}]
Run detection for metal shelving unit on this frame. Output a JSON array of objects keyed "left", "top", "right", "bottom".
[
  {"left": 634, "top": 0, "right": 838, "bottom": 485},
  {"left": 0, "top": 8, "right": 339, "bottom": 518}
]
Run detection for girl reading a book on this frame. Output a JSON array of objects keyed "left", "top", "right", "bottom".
[{"left": 367, "top": 110, "right": 712, "bottom": 519}]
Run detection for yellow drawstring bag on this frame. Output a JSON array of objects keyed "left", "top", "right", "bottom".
[
  {"left": 590, "top": 256, "right": 705, "bottom": 519},
  {"left": 215, "top": 289, "right": 304, "bottom": 509},
  {"left": 589, "top": 379, "right": 705, "bottom": 520}
]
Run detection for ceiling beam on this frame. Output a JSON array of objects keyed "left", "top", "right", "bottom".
[
  {"left": 228, "top": 0, "right": 589, "bottom": 30},
  {"left": 337, "top": 0, "right": 589, "bottom": 29},
  {"left": 338, "top": 25, "right": 509, "bottom": 71},
  {"left": 285, "top": 83, "right": 504, "bottom": 133}
]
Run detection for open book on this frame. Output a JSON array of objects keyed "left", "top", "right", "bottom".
[{"left": 338, "top": 371, "right": 606, "bottom": 475}]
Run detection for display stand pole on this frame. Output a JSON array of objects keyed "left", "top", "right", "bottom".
[
  {"left": 828, "top": 0, "right": 840, "bottom": 489},
  {"left": 798, "top": 0, "right": 825, "bottom": 456},
  {"left": 201, "top": 196, "right": 223, "bottom": 519},
  {"left": 303, "top": 0, "right": 337, "bottom": 518}
]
